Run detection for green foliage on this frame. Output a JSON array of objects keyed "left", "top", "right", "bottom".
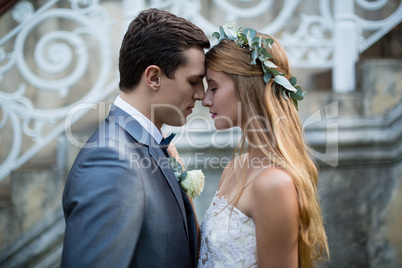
[
  {"left": 212, "top": 23, "right": 305, "bottom": 110},
  {"left": 274, "top": 75, "right": 297, "bottom": 92},
  {"left": 263, "top": 72, "right": 272, "bottom": 83},
  {"left": 289, "top": 77, "right": 297, "bottom": 86},
  {"left": 169, "top": 157, "right": 187, "bottom": 182}
]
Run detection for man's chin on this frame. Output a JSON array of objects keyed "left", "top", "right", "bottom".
[{"left": 165, "top": 118, "right": 187, "bottom": 127}]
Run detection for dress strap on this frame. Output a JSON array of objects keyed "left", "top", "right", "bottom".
[{"left": 243, "top": 164, "right": 274, "bottom": 188}]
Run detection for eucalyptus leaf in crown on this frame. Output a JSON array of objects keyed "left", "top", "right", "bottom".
[{"left": 212, "top": 22, "right": 305, "bottom": 110}]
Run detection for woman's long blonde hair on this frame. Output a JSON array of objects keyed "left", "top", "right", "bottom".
[{"left": 206, "top": 38, "right": 329, "bottom": 267}]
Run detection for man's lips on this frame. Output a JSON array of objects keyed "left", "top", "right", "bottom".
[{"left": 211, "top": 112, "right": 217, "bottom": 119}]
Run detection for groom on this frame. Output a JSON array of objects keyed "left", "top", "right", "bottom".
[{"left": 61, "top": 8, "right": 210, "bottom": 267}]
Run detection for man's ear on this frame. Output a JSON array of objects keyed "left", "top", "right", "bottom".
[{"left": 144, "top": 65, "right": 161, "bottom": 91}]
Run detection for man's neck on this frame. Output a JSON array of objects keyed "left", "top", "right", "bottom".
[{"left": 120, "top": 91, "right": 162, "bottom": 130}]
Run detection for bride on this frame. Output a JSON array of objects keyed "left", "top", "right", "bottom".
[{"left": 198, "top": 24, "right": 329, "bottom": 267}]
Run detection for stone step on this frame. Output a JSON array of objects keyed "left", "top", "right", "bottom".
[{"left": 0, "top": 208, "right": 64, "bottom": 267}]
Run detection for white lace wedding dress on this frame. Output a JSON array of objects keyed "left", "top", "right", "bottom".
[{"left": 198, "top": 193, "right": 258, "bottom": 268}]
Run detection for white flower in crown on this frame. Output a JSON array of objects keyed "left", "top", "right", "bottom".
[
  {"left": 169, "top": 157, "right": 205, "bottom": 198},
  {"left": 221, "top": 22, "right": 238, "bottom": 40}
]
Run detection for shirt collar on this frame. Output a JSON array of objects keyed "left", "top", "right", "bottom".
[{"left": 113, "top": 95, "right": 163, "bottom": 144}]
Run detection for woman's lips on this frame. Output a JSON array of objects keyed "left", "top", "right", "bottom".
[{"left": 211, "top": 113, "right": 217, "bottom": 119}]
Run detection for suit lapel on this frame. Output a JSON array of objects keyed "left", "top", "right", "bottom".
[
  {"left": 148, "top": 146, "right": 189, "bottom": 238},
  {"left": 107, "top": 105, "right": 189, "bottom": 239},
  {"left": 179, "top": 185, "right": 197, "bottom": 266}
]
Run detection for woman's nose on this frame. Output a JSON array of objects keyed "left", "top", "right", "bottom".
[{"left": 202, "top": 92, "right": 212, "bottom": 107}]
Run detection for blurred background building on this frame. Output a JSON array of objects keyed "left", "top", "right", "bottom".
[{"left": 0, "top": 0, "right": 401, "bottom": 267}]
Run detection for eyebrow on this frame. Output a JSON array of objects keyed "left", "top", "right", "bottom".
[{"left": 189, "top": 74, "right": 205, "bottom": 80}]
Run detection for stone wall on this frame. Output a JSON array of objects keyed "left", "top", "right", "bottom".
[
  {"left": 0, "top": 0, "right": 401, "bottom": 267},
  {"left": 319, "top": 164, "right": 402, "bottom": 267}
]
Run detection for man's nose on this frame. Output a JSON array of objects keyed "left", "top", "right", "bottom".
[{"left": 193, "top": 83, "right": 205, "bottom": 101}]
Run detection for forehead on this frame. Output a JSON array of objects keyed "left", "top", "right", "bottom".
[
  {"left": 177, "top": 47, "right": 206, "bottom": 76},
  {"left": 206, "top": 68, "right": 232, "bottom": 84}
]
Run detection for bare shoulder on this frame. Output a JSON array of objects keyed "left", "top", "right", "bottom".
[
  {"left": 252, "top": 168, "right": 295, "bottom": 195},
  {"left": 247, "top": 167, "right": 299, "bottom": 266},
  {"left": 249, "top": 168, "right": 298, "bottom": 218}
]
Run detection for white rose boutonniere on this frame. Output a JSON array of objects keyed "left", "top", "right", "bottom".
[
  {"left": 180, "top": 170, "right": 205, "bottom": 198},
  {"left": 169, "top": 157, "right": 205, "bottom": 198}
]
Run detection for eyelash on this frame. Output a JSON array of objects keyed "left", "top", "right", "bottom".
[{"left": 210, "top": 88, "right": 217, "bottom": 92}]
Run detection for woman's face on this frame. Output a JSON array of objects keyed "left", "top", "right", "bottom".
[{"left": 202, "top": 68, "right": 240, "bottom": 130}]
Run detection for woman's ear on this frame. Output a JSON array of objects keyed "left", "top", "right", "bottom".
[{"left": 144, "top": 65, "right": 161, "bottom": 91}]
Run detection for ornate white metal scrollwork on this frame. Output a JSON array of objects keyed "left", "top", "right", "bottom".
[
  {"left": 1, "top": 0, "right": 401, "bottom": 181},
  {"left": 353, "top": 0, "right": 402, "bottom": 52},
  {"left": 11, "top": 0, "right": 34, "bottom": 23},
  {"left": 213, "top": 0, "right": 274, "bottom": 19},
  {"left": 0, "top": 0, "right": 117, "bottom": 181},
  {"left": 144, "top": 0, "right": 401, "bottom": 69},
  {"left": 355, "top": 0, "right": 389, "bottom": 10}
]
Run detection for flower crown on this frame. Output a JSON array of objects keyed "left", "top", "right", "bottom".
[{"left": 212, "top": 23, "right": 305, "bottom": 110}]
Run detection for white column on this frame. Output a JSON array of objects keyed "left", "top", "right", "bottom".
[{"left": 332, "top": 0, "right": 358, "bottom": 93}]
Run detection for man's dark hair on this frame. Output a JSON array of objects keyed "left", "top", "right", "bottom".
[{"left": 118, "top": 8, "right": 210, "bottom": 92}]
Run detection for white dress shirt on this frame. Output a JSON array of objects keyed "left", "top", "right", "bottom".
[{"left": 113, "top": 95, "right": 163, "bottom": 144}]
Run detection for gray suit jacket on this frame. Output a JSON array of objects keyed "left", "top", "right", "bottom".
[{"left": 61, "top": 105, "right": 197, "bottom": 267}]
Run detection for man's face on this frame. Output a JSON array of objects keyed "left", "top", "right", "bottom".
[{"left": 154, "top": 46, "right": 206, "bottom": 127}]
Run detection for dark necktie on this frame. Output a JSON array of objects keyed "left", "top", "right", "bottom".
[
  {"left": 160, "top": 133, "right": 175, "bottom": 147},
  {"left": 160, "top": 133, "right": 175, "bottom": 157}
]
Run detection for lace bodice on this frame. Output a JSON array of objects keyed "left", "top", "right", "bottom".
[{"left": 198, "top": 193, "right": 257, "bottom": 268}]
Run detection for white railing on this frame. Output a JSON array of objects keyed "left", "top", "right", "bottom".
[
  {"left": 0, "top": 0, "right": 401, "bottom": 182},
  {"left": 0, "top": 0, "right": 117, "bottom": 181},
  {"left": 136, "top": 0, "right": 401, "bottom": 92}
]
